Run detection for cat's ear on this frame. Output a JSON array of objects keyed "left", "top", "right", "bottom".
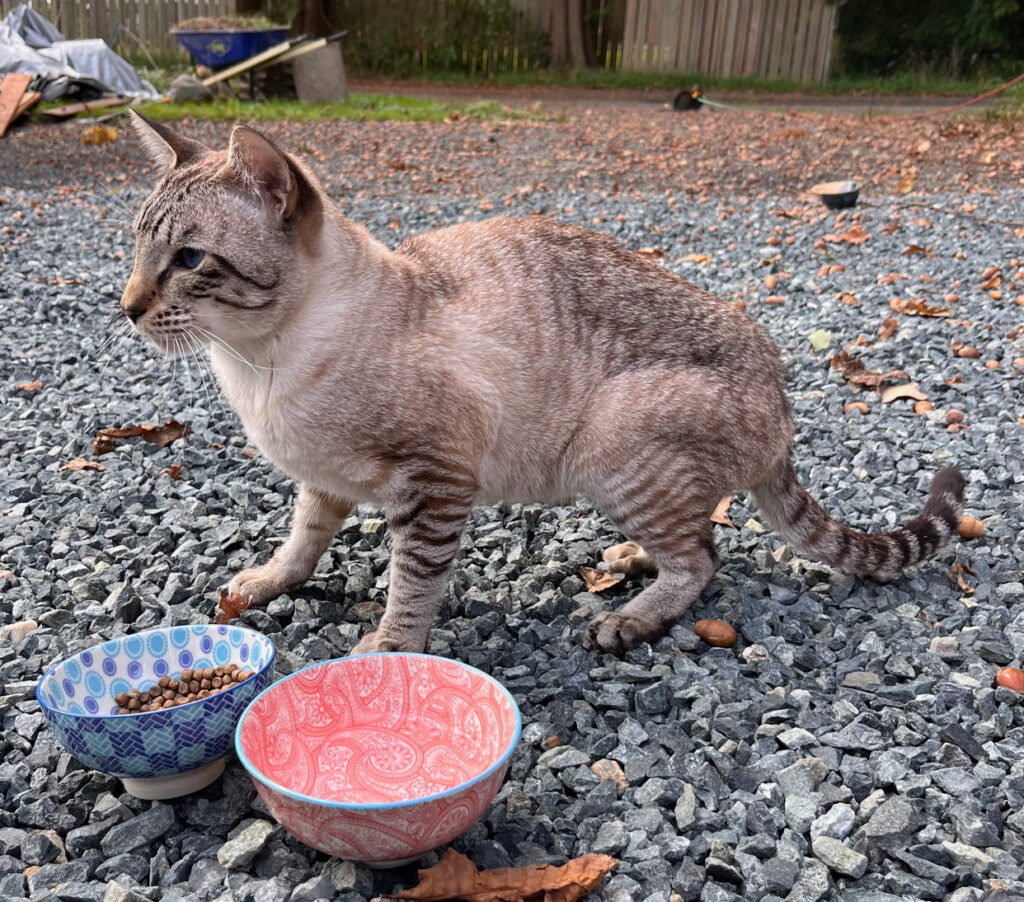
[
  {"left": 223, "top": 126, "right": 298, "bottom": 220},
  {"left": 129, "top": 111, "right": 208, "bottom": 171}
]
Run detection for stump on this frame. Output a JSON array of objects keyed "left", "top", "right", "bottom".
[{"left": 292, "top": 42, "right": 348, "bottom": 102}]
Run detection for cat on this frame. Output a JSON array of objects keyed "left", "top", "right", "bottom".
[{"left": 121, "top": 112, "right": 965, "bottom": 657}]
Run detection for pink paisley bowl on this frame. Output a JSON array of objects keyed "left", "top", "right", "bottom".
[{"left": 234, "top": 652, "right": 521, "bottom": 866}]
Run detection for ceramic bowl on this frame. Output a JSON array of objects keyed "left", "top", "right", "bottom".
[
  {"left": 235, "top": 652, "right": 521, "bottom": 867},
  {"left": 36, "top": 625, "right": 275, "bottom": 799},
  {"left": 810, "top": 179, "right": 861, "bottom": 209}
]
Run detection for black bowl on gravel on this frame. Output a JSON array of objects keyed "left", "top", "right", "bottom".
[{"left": 810, "top": 180, "right": 861, "bottom": 209}]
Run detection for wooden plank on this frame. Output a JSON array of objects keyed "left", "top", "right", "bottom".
[
  {"left": 818, "top": 1, "right": 837, "bottom": 82},
  {"left": 622, "top": 0, "right": 637, "bottom": 69},
  {"left": 800, "top": 0, "right": 822, "bottom": 83},
  {"left": 0, "top": 73, "right": 32, "bottom": 139},
  {"left": 788, "top": 0, "right": 811, "bottom": 81},
  {"left": 41, "top": 96, "right": 131, "bottom": 119},
  {"left": 720, "top": 0, "right": 740, "bottom": 76},
  {"left": 14, "top": 90, "right": 42, "bottom": 118},
  {"left": 674, "top": 0, "right": 692, "bottom": 70}
]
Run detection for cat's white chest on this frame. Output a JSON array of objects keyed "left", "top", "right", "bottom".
[{"left": 213, "top": 356, "right": 381, "bottom": 503}]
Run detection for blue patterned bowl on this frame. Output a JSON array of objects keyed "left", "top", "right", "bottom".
[{"left": 37, "top": 625, "right": 275, "bottom": 798}]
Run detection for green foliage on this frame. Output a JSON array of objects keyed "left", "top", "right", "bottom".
[
  {"left": 836, "top": 0, "right": 1024, "bottom": 78},
  {"left": 333, "top": 0, "right": 549, "bottom": 76},
  {"left": 128, "top": 93, "right": 544, "bottom": 123}
]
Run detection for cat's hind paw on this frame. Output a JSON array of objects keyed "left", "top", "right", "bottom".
[
  {"left": 602, "top": 541, "right": 657, "bottom": 577},
  {"left": 587, "top": 610, "right": 664, "bottom": 656}
]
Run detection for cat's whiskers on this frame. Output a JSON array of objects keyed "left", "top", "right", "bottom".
[
  {"left": 91, "top": 317, "right": 132, "bottom": 362},
  {"left": 186, "top": 332, "right": 222, "bottom": 420},
  {"left": 82, "top": 188, "right": 137, "bottom": 223},
  {"left": 192, "top": 325, "right": 280, "bottom": 374}
]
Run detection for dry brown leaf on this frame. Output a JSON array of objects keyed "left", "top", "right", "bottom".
[
  {"left": 636, "top": 247, "right": 664, "bottom": 258},
  {"left": 838, "top": 292, "right": 860, "bottom": 306},
  {"left": 823, "top": 225, "right": 870, "bottom": 245},
  {"left": 60, "top": 457, "right": 104, "bottom": 472},
  {"left": 878, "top": 317, "right": 899, "bottom": 340},
  {"left": 949, "top": 562, "right": 976, "bottom": 595},
  {"left": 580, "top": 566, "right": 625, "bottom": 593},
  {"left": 384, "top": 849, "right": 618, "bottom": 902},
  {"left": 710, "top": 496, "right": 735, "bottom": 527},
  {"left": 830, "top": 351, "right": 909, "bottom": 390},
  {"left": 81, "top": 125, "right": 117, "bottom": 145},
  {"left": 94, "top": 420, "right": 190, "bottom": 454},
  {"left": 880, "top": 381, "right": 928, "bottom": 403},
  {"left": 896, "top": 174, "right": 917, "bottom": 193},
  {"left": 902, "top": 244, "right": 931, "bottom": 257},
  {"left": 161, "top": 463, "right": 183, "bottom": 480},
  {"left": 682, "top": 253, "right": 711, "bottom": 264},
  {"left": 957, "top": 516, "right": 984, "bottom": 540},
  {"left": 889, "top": 298, "right": 949, "bottom": 317},
  {"left": 981, "top": 273, "right": 1002, "bottom": 291},
  {"left": 15, "top": 380, "right": 42, "bottom": 391},
  {"left": 215, "top": 589, "right": 253, "bottom": 624}
]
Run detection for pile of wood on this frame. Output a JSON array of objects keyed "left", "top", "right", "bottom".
[{"left": 0, "top": 73, "right": 42, "bottom": 138}]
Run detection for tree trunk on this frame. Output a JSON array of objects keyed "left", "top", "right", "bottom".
[
  {"left": 292, "top": 0, "right": 331, "bottom": 39},
  {"left": 567, "top": 0, "right": 587, "bottom": 68},
  {"left": 549, "top": 0, "right": 568, "bottom": 66}
]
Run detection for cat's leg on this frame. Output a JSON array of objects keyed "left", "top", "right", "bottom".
[
  {"left": 588, "top": 517, "right": 719, "bottom": 655},
  {"left": 228, "top": 484, "right": 351, "bottom": 605},
  {"left": 351, "top": 479, "right": 475, "bottom": 655}
]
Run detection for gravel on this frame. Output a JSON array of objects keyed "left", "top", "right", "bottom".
[{"left": 1, "top": 104, "right": 1023, "bottom": 901}]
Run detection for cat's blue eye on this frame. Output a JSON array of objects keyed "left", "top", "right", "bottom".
[{"left": 177, "top": 247, "right": 204, "bottom": 269}]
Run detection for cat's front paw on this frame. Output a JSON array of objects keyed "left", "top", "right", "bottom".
[
  {"left": 350, "top": 629, "right": 424, "bottom": 656},
  {"left": 587, "top": 610, "right": 664, "bottom": 656},
  {"left": 228, "top": 564, "right": 298, "bottom": 606}
]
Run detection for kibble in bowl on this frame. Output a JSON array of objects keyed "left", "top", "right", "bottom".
[{"left": 36, "top": 625, "right": 275, "bottom": 799}]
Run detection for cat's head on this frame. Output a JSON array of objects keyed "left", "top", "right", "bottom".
[{"left": 122, "top": 113, "right": 320, "bottom": 356}]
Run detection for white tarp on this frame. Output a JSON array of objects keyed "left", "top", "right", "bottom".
[{"left": 0, "top": 4, "right": 159, "bottom": 100}]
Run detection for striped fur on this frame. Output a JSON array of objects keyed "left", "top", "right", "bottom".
[
  {"left": 752, "top": 461, "right": 965, "bottom": 576},
  {"left": 122, "top": 116, "right": 967, "bottom": 657}
]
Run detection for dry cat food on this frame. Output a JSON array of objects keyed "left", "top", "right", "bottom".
[{"left": 114, "top": 665, "right": 254, "bottom": 714}]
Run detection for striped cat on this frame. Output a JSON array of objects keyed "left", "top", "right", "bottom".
[{"left": 121, "top": 114, "right": 965, "bottom": 656}]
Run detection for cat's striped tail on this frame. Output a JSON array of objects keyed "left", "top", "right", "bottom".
[{"left": 751, "top": 459, "right": 965, "bottom": 576}]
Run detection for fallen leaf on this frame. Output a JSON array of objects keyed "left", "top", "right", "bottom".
[
  {"left": 949, "top": 562, "right": 976, "bottom": 595},
  {"left": 161, "top": 464, "right": 182, "bottom": 480},
  {"left": 710, "top": 496, "right": 735, "bottom": 527},
  {"left": 81, "top": 125, "right": 117, "bottom": 145},
  {"left": 838, "top": 292, "right": 859, "bottom": 306},
  {"left": 580, "top": 566, "right": 625, "bottom": 593},
  {"left": 896, "top": 174, "right": 917, "bottom": 193},
  {"left": 902, "top": 245, "right": 931, "bottom": 257},
  {"left": 636, "top": 247, "right": 664, "bottom": 258},
  {"left": 93, "top": 420, "right": 190, "bottom": 454},
  {"left": 878, "top": 317, "right": 899, "bottom": 340},
  {"left": 880, "top": 382, "right": 928, "bottom": 403},
  {"left": 823, "top": 225, "right": 870, "bottom": 245},
  {"left": 808, "top": 329, "right": 832, "bottom": 351},
  {"left": 981, "top": 273, "right": 1002, "bottom": 291},
  {"left": 60, "top": 457, "right": 104, "bottom": 472},
  {"left": 830, "top": 351, "right": 909, "bottom": 390},
  {"left": 215, "top": 589, "right": 253, "bottom": 624},
  {"left": 15, "top": 380, "right": 42, "bottom": 391},
  {"left": 889, "top": 298, "right": 949, "bottom": 317},
  {"left": 384, "top": 849, "right": 618, "bottom": 902},
  {"left": 682, "top": 253, "right": 710, "bottom": 264}
]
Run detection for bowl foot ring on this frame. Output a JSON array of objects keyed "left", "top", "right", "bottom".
[
  {"left": 121, "top": 759, "right": 226, "bottom": 800},
  {"left": 364, "top": 855, "right": 422, "bottom": 869}
]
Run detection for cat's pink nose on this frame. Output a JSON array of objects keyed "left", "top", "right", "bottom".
[{"left": 120, "top": 270, "right": 154, "bottom": 324}]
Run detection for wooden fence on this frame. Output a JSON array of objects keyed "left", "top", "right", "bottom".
[
  {"left": 0, "top": 0, "right": 837, "bottom": 81},
  {"left": 0, "top": 0, "right": 236, "bottom": 59},
  {"left": 621, "top": 0, "right": 837, "bottom": 83}
]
